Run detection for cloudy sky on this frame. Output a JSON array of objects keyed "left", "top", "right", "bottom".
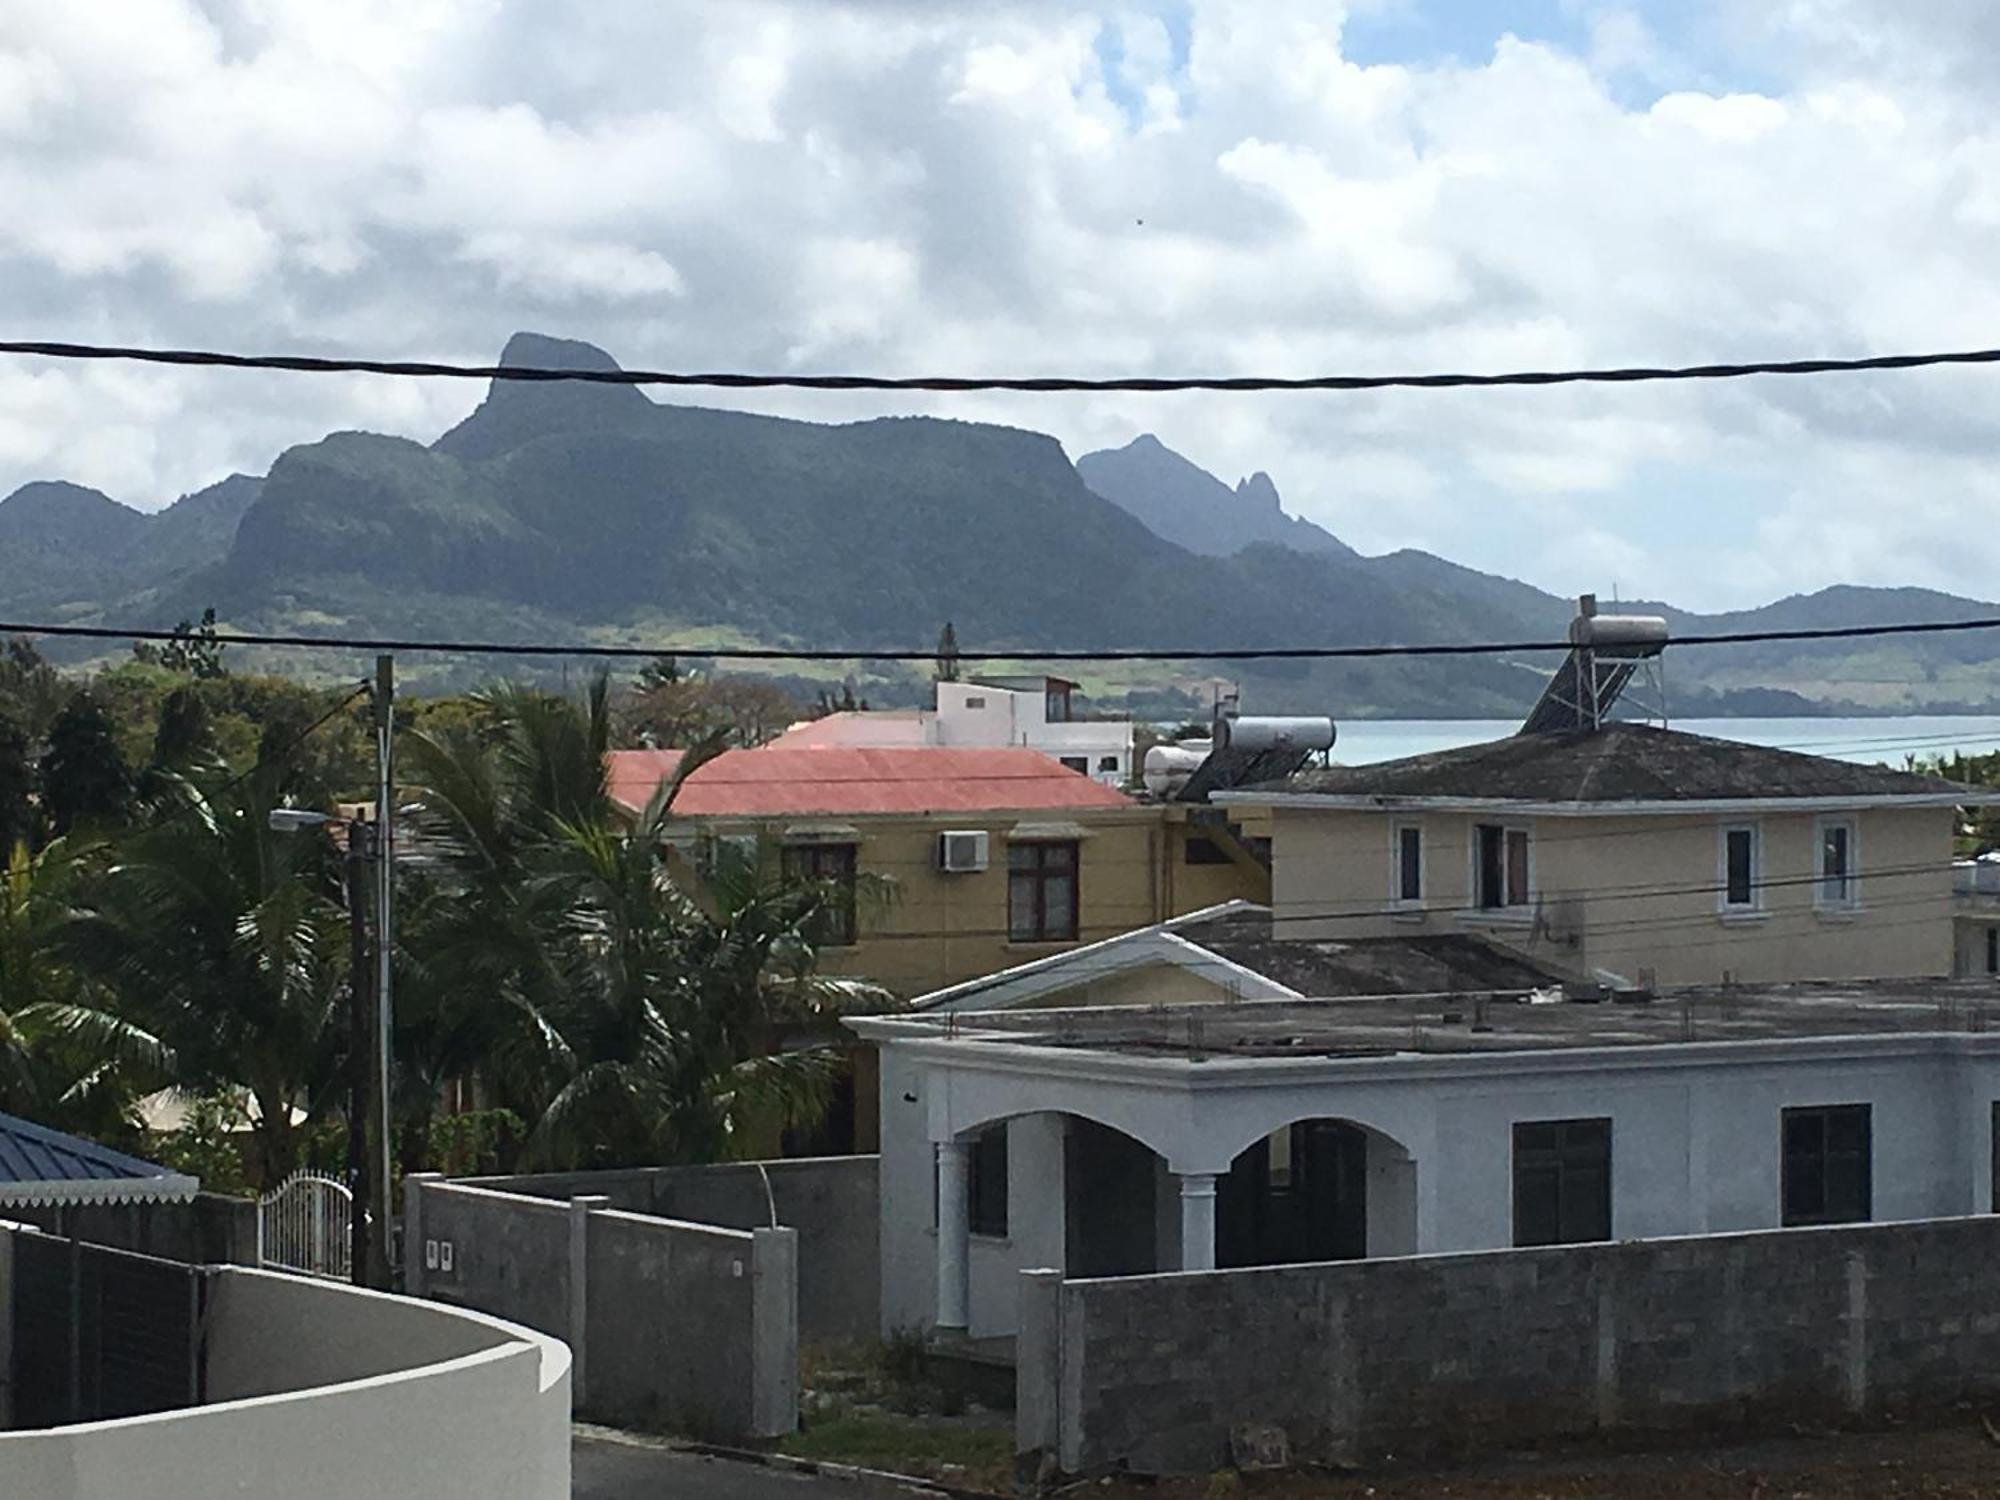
[{"left": 3, "top": 0, "right": 1998, "bottom": 611}]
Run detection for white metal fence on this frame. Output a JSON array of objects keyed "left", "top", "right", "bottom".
[{"left": 256, "top": 1170, "right": 354, "bottom": 1281}]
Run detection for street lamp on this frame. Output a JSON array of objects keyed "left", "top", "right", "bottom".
[{"left": 269, "top": 806, "right": 391, "bottom": 1289}]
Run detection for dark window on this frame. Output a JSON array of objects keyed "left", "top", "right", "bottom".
[
  {"left": 969, "top": 1125, "right": 1008, "bottom": 1237},
  {"left": 1045, "top": 684, "right": 1073, "bottom": 723},
  {"left": 781, "top": 842, "right": 857, "bottom": 946},
  {"left": 1097, "top": 755, "right": 1119, "bottom": 774},
  {"left": 1009, "top": 840, "right": 1079, "bottom": 941},
  {"left": 1725, "top": 826, "right": 1756, "bottom": 907},
  {"left": 1185, "top": 835, "right": 1230, "bottom": 865},
  {"left": 1058, "top": 755, "right": 1089, "bottom": 774},
  {"left": 1513, "top": 1118, "right": 1611, "bottom": 1246},
  {"left": 1397, "top": 824, "right": 1422, "bottom": 903},
  {"left": 1477, "top": 824, "right": 1530, "bottom": 909},
  {"left": 965, "top": 695, "right": 987, "bottom": 709},
  {"left": 1987, "top": 926, "right": 1998, "bottom": 974},
  {"left": 1782, "top": 1104, "right": 1872, "bottom": 1226},
  {"left": 1819, "top": 822, "right": 1856, "bottom": 907}
]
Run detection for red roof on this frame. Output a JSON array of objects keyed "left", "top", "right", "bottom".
[
  {"left": 607, "top": 749, "right": 686, "bottom": 814},
  {"left": 607, "top": 746, "right": 1132, "bottom": 818}
]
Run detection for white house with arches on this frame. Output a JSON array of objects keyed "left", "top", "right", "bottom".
[{"left": 852, "top": 905, "right": 2000, "bottom": 1341}]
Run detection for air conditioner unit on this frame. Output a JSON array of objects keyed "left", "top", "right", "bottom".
[{"left": 937, "top": 830, "right": 990, "bottom": 873}]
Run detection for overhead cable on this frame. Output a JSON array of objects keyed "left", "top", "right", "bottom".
[
  {"left": 7, "top": 616, "right": 2000, "bottom": 663},
  {"left": 6, "top": 337, "right": 2000, "bottom": 393}
]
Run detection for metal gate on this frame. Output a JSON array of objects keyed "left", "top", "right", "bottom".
[
  {"left": 257, "top": 1169, "right": 354, "bottom": 1281},
  {"left": 10, "top": 1233, "right": 208, "bottom": 1427}
]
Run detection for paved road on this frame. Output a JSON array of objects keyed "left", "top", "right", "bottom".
[{"left": 573, "top": 1431, "right": 917, "bottom": 1500}]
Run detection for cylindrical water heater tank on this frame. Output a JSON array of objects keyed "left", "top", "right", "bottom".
[
  {"left": 1212, "top": 716, "right": 1337, "bottom": 754},
  {"left": 1142, "top": 742, "right": 1212, "bottom": 797},
  {"left": 1568, "top": 614, "right": 1669, "bottom": 650}
]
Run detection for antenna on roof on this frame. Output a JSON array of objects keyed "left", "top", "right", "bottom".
[{"left": 1519, "top": 594, "right": 1670, "bottom": 735}]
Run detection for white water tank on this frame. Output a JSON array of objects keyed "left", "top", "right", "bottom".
[
  {"left": 1143, "top": 742, "right": 1212, "bottom": 797},
  {"left": 1212, "top": 716, "right": 1337, "bottom": 754}
]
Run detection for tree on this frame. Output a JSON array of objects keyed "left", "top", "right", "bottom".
[
  {"left": 636, "top": 655, "right": 682, "bottom": 692},
  {"left": 136, "top": 608, "right": 228, "bottom": 679},
  {"left": 0, "top": 712, "right": 35, "bottom": 854},
  {"left": 621, "top": 671, "right": 803, "bottom": 750},
  {"left": 78, "top": 767, "right": 346, "bottom": 1184},
  {"left": 0, "top": 836, "right": 168, "bottom": 1137},
  {"left": 41, "top": 692, "right": 132, "bottom": 836},
  {"left": 403, "top": 675, "right": 889, "bottom": 1171},
  {"left": 935, "top": 621, "right": 960, "bottom": 684},
  {"left": 0, "top": 637, "right": 67, "bottom": 741}
]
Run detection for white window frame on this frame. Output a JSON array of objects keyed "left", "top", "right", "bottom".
[
  {"left": 1718, "top": 821, "right": 1765, "bottom": 918},
  {"left": 1814, "top": 815, "right": 1861, "bottom": 913},
  {"left": 1468, "top": 820, "right": 1534, "bottom": 917},
  {"left": 1390, "top": 819, "right": 1425, "bottom": 913}
]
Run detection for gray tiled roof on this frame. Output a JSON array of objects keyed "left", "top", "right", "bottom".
[{"left": 1247, "top": 723, "right": 1982, "bottom": 804}]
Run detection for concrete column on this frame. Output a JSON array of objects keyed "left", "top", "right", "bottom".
[
  {"left": 1177, "top": 1172, "right": 1218, "bottom": 1272},
  {"left": 568, "top": 1194, "right": 610, "bottom": 1410},
  {"left": 936, "top": 1139, "right": 971, "bottom": 1330},
  {"left": 751, "top": 1227, "right": 801, "bottom": 1438},
  {"left": 403, "top": 1172, "right": 443, "bottom": 1297},
  {"left": 1016, "top": 1268, "right": 1064, "bottom": 1487}
]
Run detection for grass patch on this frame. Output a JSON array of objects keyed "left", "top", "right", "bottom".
[{"left": 781, "top": 1406, "right": 1012, "bottom": 1492}]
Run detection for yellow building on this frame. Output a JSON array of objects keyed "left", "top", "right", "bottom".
[
  {"left": 1216, "top": 721, "right": 2000, "bottom": 989},
  {"left": 608, "top": 745, "right": 1269, "bottom": 999}
]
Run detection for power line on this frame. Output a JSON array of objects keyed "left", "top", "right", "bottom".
[
  {"left": 9, "top": 615, "right": 2000, "bottom": 664},
  {"left": 8, "top": 337, "right": 2000, "bottom": 394}
]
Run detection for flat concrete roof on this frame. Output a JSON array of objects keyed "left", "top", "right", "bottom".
[{"left": 874, "top": 976, "right": 2000, "bottom": 1059}]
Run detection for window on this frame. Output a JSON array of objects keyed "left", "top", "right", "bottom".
[
  {"left": 780, "top": 843, "right": 857, "bottom": 946},
  {"left": 1476, "top": 824, "right": 1531, "bottom": 910},
  {"left": 1817, "top": 818, "right": 1858, "bottom": 909},
  {"left": 1009, "top": 840, "right": 1079, "bottom": 941},
  {"left": 1513, "top": 1118, "right": 1612, "bottom": 1246},
  {"left": 1045, "top": 684, "right": 1073, "bottom": 723},
  {"left": 1394, "top": 822, "right": 1423, "bottom": 905},
  {"left": 1987, "top": 926, "right": 1998, "bottom": 975},
  {"left": 1058, "top": 755, "right": 1089, "bottom": 774},
  {"left": 1781, "top": 1104, "right": 1871, "bottom": 1226},
  {"left": 1722, "top": 824, "right": 1759, "bottom": 910},
  {"left": 969, "top": 1124, "right": 1009, "bottom": 1237},
  {"left": 1184, "top": 835, "right": 1230, "bottom": 865},
  {"left": 1097, "top": 755, "right": 1120, "bottom": 774},
  {"left": 965, "top": 695, "right": 987, "bottom": 709}
]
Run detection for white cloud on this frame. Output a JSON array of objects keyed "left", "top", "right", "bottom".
[{"left": 1, "top": 0, "right": 1999, "bottom": 613}]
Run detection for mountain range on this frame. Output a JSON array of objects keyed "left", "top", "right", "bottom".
[{"left": 4, "top": 330, "right": 1998, "bottom": 719}]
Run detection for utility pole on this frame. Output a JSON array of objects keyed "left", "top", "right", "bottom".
[
  {"left": 343, "top": 819, "right": 375, "bottom": 1286},
  {"left": 371, "top": 654, "right": 396, "bottom": 1288}
]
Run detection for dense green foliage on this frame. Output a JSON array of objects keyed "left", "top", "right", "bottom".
[{"left": 0, "top": 637, "right": 882, "bottom": 1188}]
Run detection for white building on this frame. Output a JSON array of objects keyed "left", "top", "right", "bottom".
[
  {"left": 772, "top": 675, "right": 1134, "bottom": 787},
  {"left": 853, "top": 903, "right": 2000, "bottom": 1341},
  {"left": 1957, "top": 852, "right": 2000, "bottom": 977}
]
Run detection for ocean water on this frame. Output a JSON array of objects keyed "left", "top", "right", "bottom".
[{"left": 1331, "top": 716, "right": 2000, "bottom": 767}]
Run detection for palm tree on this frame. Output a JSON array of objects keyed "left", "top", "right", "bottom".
[
  {"left": 0, "top": 835, "right": 168, "bottom": 1137},
  {"left": 77, "top": 769, "right": 346, "bottom": 1184},
  {"left": 527, "top": 803, "right": 886, "bottom": 1168},
  {"left": 403, "top": 675, "right": 890, "bottom": 1171}
]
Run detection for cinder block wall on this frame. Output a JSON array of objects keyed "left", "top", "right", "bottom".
[
  {"left": 1026, "top": 1215, "right": 2000, "bottom": 1475},
  {"left": 407, "top": 1179, "right": 797, "bottom": 1442},
  {"left": 468, "top": 1156, "right": 878, "bottom": 1343}
]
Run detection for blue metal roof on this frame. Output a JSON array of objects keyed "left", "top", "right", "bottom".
[{"left": 0, "top": 1111, "right": 198, "bottom": 1206}]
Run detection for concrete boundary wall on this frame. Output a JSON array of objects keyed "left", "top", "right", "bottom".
[
  {"left": 0, "top": 1255, "right": 568, "bottom": 1500},
  {"left": 408, "top": 1176, "right": 798, "bottom": 1440},
  {"left": 1018, "top": 1214, "right": 2000, "bottom": 1476},
  {"left": 466, "top": 1156, "right": 878, "bottom": 1343}
]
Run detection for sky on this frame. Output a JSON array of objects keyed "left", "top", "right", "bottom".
[{"left": 2, "top": 0, "right": 1999, "bottom": 613}]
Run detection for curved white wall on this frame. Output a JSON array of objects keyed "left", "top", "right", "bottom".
[{"left": 0, "top": 1266, "right": 570, "bottom": 1500}]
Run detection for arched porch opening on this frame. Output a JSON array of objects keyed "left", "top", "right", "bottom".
[{"left": 1217, "top": 1118, "right": 1418, "bottom": 1267}]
